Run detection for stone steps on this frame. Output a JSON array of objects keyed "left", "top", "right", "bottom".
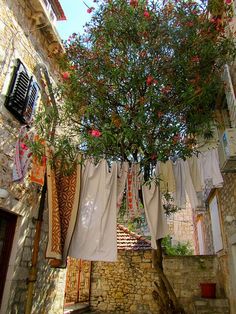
[{"left": 192, "top": 297, "right": 230, "bottom": 314}]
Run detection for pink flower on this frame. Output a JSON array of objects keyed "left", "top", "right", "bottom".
[
  {"left": 61, "top": 72, "right": 70, "bottom": 80},
  {"left": 225, "top": 0, "right": 232, "bottom": 4},
  {"left": 20, "top": 143, "right": 28, "bottom": 150},
  {"left": 87, "top": 7, "right": 94, "bottom": 13},
  {"left": 90, "top": 129, "right": 102, "bottom": 137}
]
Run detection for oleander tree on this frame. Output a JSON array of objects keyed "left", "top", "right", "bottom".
[{"left": 34, "top": 0, "right": 235, "bottom": 312}]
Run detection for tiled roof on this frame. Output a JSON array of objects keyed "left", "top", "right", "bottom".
[{"left": 117, "top": 224, "right": 151, "bottom": 251}]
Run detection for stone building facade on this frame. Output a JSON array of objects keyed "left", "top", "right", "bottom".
[
  {"left": 0, "top": 1, "right": 67, "bottom": 313},
  {"left": 192, "top": 11, "right": 236, "bottom": 314}
]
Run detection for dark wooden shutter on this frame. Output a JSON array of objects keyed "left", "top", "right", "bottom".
[
  {"left": 24, "top": 80, "right": 40, "bottom": 124},
  {"left": 5, "top": 59, "right": 40, "bottom": 124}
]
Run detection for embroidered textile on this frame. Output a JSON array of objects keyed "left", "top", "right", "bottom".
[{"left": 46, "top": 158, "right": 81, "bottom": 266}]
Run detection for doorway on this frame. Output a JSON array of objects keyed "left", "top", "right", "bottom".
[{"left": 0, "top": 209, "right": 17, "bottom": 306}]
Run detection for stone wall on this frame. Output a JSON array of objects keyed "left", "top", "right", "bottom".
[
  {"left": 89, "top": 252, "right": 220, "bottom": 314},
  {"left": 65, "top": 258, "right": 91, "bottom": 305},
  {"left": 217, "top": 173, "right": 236, "bottom": 314},
  {"left": 0, "top": 0, "right": 66, "bottom": 313}
]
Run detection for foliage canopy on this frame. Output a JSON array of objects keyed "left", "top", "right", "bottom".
[{"left": 35, "top": 0, "right": 235, "bottom": 173}]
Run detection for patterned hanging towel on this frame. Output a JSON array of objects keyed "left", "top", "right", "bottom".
[
  {"left": 13, "top": 126, "right": 32, "bottom": 182},
  {"left": 46, "top": 153, "right": 81, "bottom": 267},
  {"left": 30, "top": 135, "right": 46, "bottom": 186}
]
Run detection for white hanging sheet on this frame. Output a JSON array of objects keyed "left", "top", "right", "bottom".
[
  {"left": 198, "top": 148, "right": 223, "bottom": 188},
  {"left": 187, "top": 155, "right": 204, "bottom": 192},
  {"left": 142, "top": 180, "right": 169, "bottom": 249},
  {"left": 173, "top": 159, "right": 198, "bottom": 209},
  {"left": 69, "top": 159, "right": 117, "bottom": 262}
]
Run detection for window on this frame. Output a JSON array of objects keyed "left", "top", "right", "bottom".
[
  {"left": 0, "top": 209, "right": 17, "bottom": 306},
  {"left": 4, "top": 59, "right": 40, "bottom": 125}
]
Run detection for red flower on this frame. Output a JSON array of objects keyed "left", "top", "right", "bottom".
[
  {"left": 186, "top": 21, "right": 193, "bottom": 27},
  {"left": 191, "top": 56, "right": 200, "bottom": 63},
  {"left": 144, "top": 11, "right": 150, "bottom": 19},
  {"left": 90, "top": 129, "right": 102, "bottom": 137},
  {"left": 61, "top": 72, "right": 70, "bottom": 80},
  {"left": 130, "top": 0, "right": 138, "bottom": 7},
  {"left": 225, "top": 0, "right": 232, "bottom": 4},
  {"left": 146, "top": 75, "right": 154, "bottom": 86},
  {"left": 157, "top": 111, "right": 164, "bottom": 118},
  {"left": 151, "top": 154, "right": 157, "bottom": 160},
  {"left": 173, "top": 134, "right": 181, "bottom": 143},
  {"left": 161, "top": 85, "right": 172, "bottom": 94}
]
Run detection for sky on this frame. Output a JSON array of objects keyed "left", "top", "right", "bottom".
[{"left": 56, "top": 0, "right": 96, "bottom": 40}]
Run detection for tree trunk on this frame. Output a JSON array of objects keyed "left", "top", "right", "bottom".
[{"left": 152, "top": 239, "right": 185, "bottom": 314}]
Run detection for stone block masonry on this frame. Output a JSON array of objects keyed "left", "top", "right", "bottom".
[
  {"left": 89, "top": 252, "right": 220, "bottom": 314},
  {"left": 0, "top": 0, "right": 66, "bottom": 313}
]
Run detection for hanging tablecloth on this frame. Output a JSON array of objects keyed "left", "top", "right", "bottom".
[{"left": 46, "top": 156, "right": 81, "bottom": 267}]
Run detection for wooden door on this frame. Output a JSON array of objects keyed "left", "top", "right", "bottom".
[{"left": 0, "top": 209, "right": 17, "bottom": 306}]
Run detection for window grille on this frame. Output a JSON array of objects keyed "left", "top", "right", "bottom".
[{"left": 5, "top": 59, "right": 40, "bottom": 124}]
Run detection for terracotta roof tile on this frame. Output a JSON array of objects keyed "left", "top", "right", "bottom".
[{"left": 117, "top": 224, "right": 151, "bottom": 251}]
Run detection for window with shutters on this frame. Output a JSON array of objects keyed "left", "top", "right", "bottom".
[{"left": 4, "top": 59, "right": 40, "bottom": 125}]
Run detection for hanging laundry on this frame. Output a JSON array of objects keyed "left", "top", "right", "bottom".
[
  {"left": 126, "top": 163, "right": 142, "bottom": 219},
  {"left": 157, "top": 160, "right": 176, "bottom": 193},
  {"left": 187, "top": 155, "right": 204, "bottom": 192},
  {"left": 13, "top": 126, "right": 32, "bottom": 182},
  {"left": 46, "top": 154, "right": 81, "bottom": 267},
  {"left": 173, "top": 159, "right": 198, "bottom": 209},
  {"left": 117, "top": 161, "right": 129, "bottom": 212},
  {"left": 198, "top": 148, "right": 223, "bottom": 188},
  {"left": 69, "top": 159, "right": 118, "bottom": 262},
  {"left": 30, "top": 135, "right": 46, "bottom": 186},
  {"left": 142, "top": 180, "right": 169, "bottom": 249}
]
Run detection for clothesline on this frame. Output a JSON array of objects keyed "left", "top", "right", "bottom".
[{"left": 12, "top": 128, "right": 223, "bottom": 263}]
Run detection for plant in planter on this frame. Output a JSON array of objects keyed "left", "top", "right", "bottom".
[{"left": 33, "top": 0, "right": 235, "bottom": 312}]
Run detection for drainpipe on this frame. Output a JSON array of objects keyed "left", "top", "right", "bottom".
[{"left": 25, "top": 179, "right": 47, "bottom": 314}]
